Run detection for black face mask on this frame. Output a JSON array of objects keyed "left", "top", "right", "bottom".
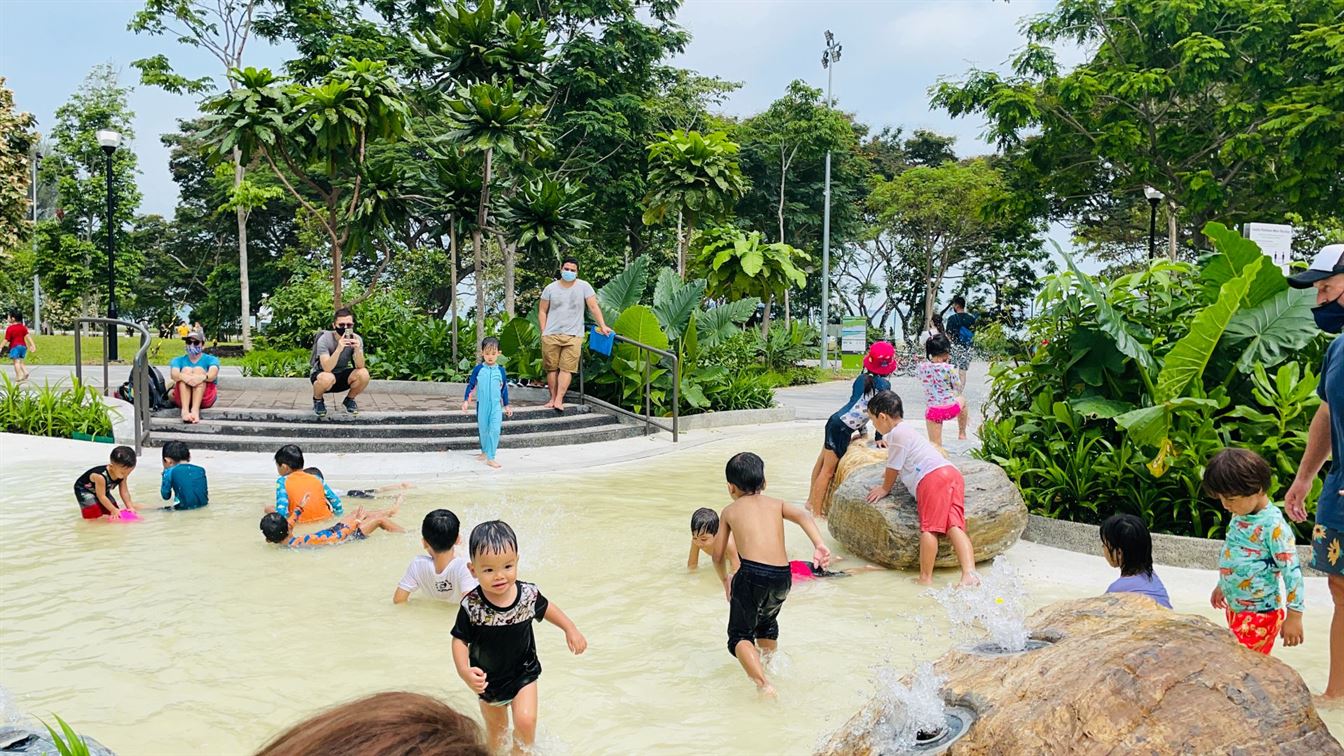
[
  {"left": 1314, "top": 300, "right": 1344, "bottom": 334},
  {"left": 334, "top": 325, "right": 349, "bottom": 335}
]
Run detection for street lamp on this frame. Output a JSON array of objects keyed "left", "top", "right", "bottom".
[
  {"left": 819, "top": 30, "right": 841, "bottom": 368},
  {"left": 96, "top": 128, "right": 121, "bottom": 361},
  {"left": 1144, "top": 186, "right": 1164, "bottom": 261},
  {"left": 30, "top": 149, "right": 41, "bottom": 333}
]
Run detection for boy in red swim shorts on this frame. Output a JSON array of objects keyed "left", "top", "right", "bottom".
[{"left": 864, "top": 390, "right": 978, "bottom": 587}]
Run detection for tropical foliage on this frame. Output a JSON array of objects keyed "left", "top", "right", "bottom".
[
  {"left": 0, "top": 377, "right": 115, "bottom": 439},
  {"left": 976, "top": 224, "right": 1325, "bottom": 541}
]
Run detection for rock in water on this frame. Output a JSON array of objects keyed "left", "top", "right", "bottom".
[
  {"left": 818, "top": 594, "right": 1343, "bottom": 755},
  {"left": 827, "top": 455, "right": 1026, "bottom": 568}
]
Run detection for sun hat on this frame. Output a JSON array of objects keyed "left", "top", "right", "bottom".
[
  {"left": 863, "top": 341, "right": 897, "bottom": 376},
  {"left": 183, "top": 327, "right": 206, "bottom": 343},
  {"left": 1288, "top": 244, "right": 1344, "bottom": 289}
]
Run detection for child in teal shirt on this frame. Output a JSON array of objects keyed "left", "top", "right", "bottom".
[{"left": 160, "top": 440, "right": 208, "bottom": 509}]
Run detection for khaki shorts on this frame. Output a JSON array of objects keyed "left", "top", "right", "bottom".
[{"left": 542, "top": 334, "right": 582, "bottom": 373}]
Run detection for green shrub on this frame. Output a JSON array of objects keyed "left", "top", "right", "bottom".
[
  {"left": 758, "top": 320, "right": 818, "bottom": 372},
  {"left": 367, "top": 318, "right": 470, "bottom": 382},
  {"left": 241, "top": 349, "right": 310, "bottom": 377},
  {"left": 707, "top": 372, "right": 775, "bottom": 411},
  {"left": 259, "top": 268, "right": 418, "bottom": 351},
  {"left": 0, "top": 377, "right": 114, "bottom": 438}
]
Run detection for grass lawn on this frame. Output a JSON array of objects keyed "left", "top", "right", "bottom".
[{"left": 14, "top": 335, "right": 247, "bottom": 366}]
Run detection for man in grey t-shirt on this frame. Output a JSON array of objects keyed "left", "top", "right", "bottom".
[
  {"left": 309, "top": 307, "right": 369, "bottom": 417},
  {"left": 538, "top": 257, "right": 612, "bottom": 411}
]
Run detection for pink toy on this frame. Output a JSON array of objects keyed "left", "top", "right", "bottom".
[{"left": 116, "top": 510, "right": 141, "bottom": 522}]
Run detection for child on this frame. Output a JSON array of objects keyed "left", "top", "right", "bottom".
[
  {"left": 74, "top": 445, "right": 139, "bottom": 519},
  {"left": 789, "top": 557, "right": 884, "bottom": 583},
  {"left": 394, "top": 508, "right": 479, "bottom": 604},
  {"left": 712, "top": 452, "right": 831, "bottom": 696},
  {"left": 4, "top": 310, "right": 34, "bottom": 382},
  {"left": 865, "top": 391, "right": 978, "bottom": 587},
  {"left": 1099, "top": 513, "right": 1171, "bottom": 608},
  {"left": 304, "top": 467, "right": 412, "bottom": 500},
  {"left": 917, "top": 334, "right": 969, "bottom": 447},
  {"left": 688, "top": 507, "right": 739, "bottom": 573},
  {"left": 805, "top": 342, "right": 897, "bottom": 517},
  {"left": 260, "top": 495, "right": 405, "bottom": 548},
  {"left": 160, "top": 440, "right": 208, "bottom": 510},
  {"left": 268, "top": 445, "right": 342, "bottom": 524},
  {"left": 451, "top": 520, "right": 586, "bottom": 753},
  {"left": 462, "top": 337, "right": 513, "bottom": 468},
  {"left": 1204, "top": 448, "right": 1305, "bottom": 654}
]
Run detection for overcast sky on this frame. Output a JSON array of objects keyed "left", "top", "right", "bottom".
[{"left": 1, "top": 0, "right": 1083, "bottom": 218}]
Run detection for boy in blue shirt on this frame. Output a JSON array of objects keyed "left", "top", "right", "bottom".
[{"left": 160, "top": 440, "right": 208, "bottom": 509}]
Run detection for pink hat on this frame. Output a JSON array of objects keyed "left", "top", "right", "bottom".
[{"left": 863, "top": 341, "right": 897, "bottom": 376}]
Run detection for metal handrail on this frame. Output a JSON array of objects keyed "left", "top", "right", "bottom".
[
  {"left": 74, "top": 318, "right": 152, "bottom": 454},
  {"left": 577, "top": 332, "right": 679, "bottom": 442}
]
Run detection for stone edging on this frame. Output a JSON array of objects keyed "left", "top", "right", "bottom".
[
  {"left": 675, "top": 405, "right": 796, "bottom": 430},
  {"left": 1021, "top": 513, "right": 1322, "bottom": 575}
]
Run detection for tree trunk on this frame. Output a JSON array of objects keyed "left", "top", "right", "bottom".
[
  {"left": 676, "top": 210, "right": 684, "bottom": 278},
  {"left": 473, "top": 148, "right": 493, "bottom": 349},
  {"left": 761, "top": 295, "right": 773, "bottom": 338},
  {"left": 498, "top": 230, "right": 516, "bottom": 318},
  {"left": 234, "top": 147, "right": 251, "bottom": 351},
  {"left": 1166, "top": 201, "right": 1178, "bottom": 261},
  {"left": 784, "top": 289, "right": 791, "bottom": 329},
  {"left": 450, "top": 217, "right": 459, "bottom": 364}
]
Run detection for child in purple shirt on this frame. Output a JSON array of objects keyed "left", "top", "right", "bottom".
[{"left": 1100, "top": 513, "right": 1172, "bottom": 609}]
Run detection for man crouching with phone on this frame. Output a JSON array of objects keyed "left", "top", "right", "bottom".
[{"left": 310, "top": 307, "right": 370, "bottom": 417}]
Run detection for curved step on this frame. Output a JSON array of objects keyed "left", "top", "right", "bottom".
[
  {"left": 149, "top": 412, "right": 616, "bottom": 439},
  {"left": 150, "top": 423, "right": 648, "bottom": 453},
  {"left": 152, "top": 403, "right": 592, "bottom": 425}
]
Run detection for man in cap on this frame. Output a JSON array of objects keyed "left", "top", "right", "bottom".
[
  {"left": 170, "top": 327, "right": 220, "bottom": 424},
  {"left": 1284, "top": 243, "right": 1344, "bottom": 705}
]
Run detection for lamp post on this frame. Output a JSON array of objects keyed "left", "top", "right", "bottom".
[
  {"left": 1144, "top": 186, "right": 1163, "bottom": 261},
  {"left": 31, "top": 150, "right": 41, "bottom": 333},
  {"left": 819, "top": 30, "right": 841, "bottom": 368},
  {"left": 96, "top": 129, "right": 121, "bottom": 361}
]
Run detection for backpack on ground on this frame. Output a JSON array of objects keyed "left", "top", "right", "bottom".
[{"left": 119, "top": 367, "right": 173, "bottom": 410}]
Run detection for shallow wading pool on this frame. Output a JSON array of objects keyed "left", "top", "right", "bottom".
[{"left": 1, "top": 427, "right": 1340, "bottom": 754}]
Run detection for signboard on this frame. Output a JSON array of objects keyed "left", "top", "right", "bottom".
[
  {"left": 1245, "top": 222, "right": 1294, "bottom": 267},
  {"left": 841, "top": 317, "right": 867, "bottom": 354}
]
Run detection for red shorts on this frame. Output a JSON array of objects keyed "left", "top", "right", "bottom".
[
  {"left": 1226, "top": 607, "right": 1284, "bottom": 654},
  {"left": 80, "top": 502, "right": 111, "bottom": 519},
  {"left": 915, "top": 465, "right": 965, "bottom": 534},
  {"left": 172, "top": 381, "right": 217, "bottom": 409}
]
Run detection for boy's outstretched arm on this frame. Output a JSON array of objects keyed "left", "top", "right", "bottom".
[
  {"left": 117, "top": 478, "right": 137, "bottom": 511},
  {"left": 452, "top": 637, "right": 487, "bottom": 694},
  {"left": 91, "top": 476, "right": 122, "bottom": 514},
  {"left": 867, "top": 468, "right": 899, "bottom": 504},
  {"left": 711, "top": 513, "right": 733, "bottom": 582},
  {"left": 393, "top": 587, "right": 412, "bottom": 604},
  {"left": 687, "top": 541, "right": 700, "bottom": 569},
  {"left": 783, "top": 502, "right": 832, "bottom": 568},
  {"left": 543, "top": 602, "right": 587, "bottom": 654}
]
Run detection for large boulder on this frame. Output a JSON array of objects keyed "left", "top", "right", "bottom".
[
  {"left": 819, "top": 594, "right": 1343, "bottom": 754},
  {"left": 827, "top": 451, "right": 1026, "bottom": 568}
]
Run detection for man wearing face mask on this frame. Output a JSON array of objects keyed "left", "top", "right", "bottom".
[
  {"left": 170, "top": 327, "right": 220, "bottom": 424},
  {"left": 538, "top": 257, "right": 612, "bottom": 411},
  {"left": 310, "top": 307, "right": 369, "bottom": 417},
  {"left": 1284, "top": 243, "right": 1344, "bottom": 705}
]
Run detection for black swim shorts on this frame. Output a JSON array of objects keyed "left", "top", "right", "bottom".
[
  {"left": 823, "top": 414, "right": 856, "bottom": 458},
  {"left": 726, "top": 557, "right": 792, "bottom": 656}
]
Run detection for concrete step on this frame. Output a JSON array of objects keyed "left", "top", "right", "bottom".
[
  {"left": 150, "top": 422, "right": 648, "bottom": 453},
  {"left": 149, "top": 412, "right": 617, "bottom": 439},
  {"left": 152, "top": 404, "right": 591, "bottom": 425}
]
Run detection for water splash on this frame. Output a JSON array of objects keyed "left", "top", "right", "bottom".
[
  {"left": 869, "top": 662, "right": 948, "bottom": 752},
  {"left": 929, "top": 556, "right": 1029, "bottom": 652}
]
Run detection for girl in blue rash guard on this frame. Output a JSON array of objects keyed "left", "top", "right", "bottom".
[{"left": 804, "top": 341, "right": 898, "bottom": 517}]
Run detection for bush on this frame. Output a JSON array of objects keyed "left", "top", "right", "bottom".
[
  {"left": 706, "top": 372, "right": 775, "bottom": 411},
  {"left": 259, "top": 269, "right": 418, "bottom": 351},
  {"left": 976, "top": 224, "right": 1326, "bottom": 542},
  {"left": 758, "top": 321, "right": 818, "bottom": 372},
  {"left": 367, "top": 318, "right": 470, "bottom": 382},
  {"left": 241, "top": 349, "right": 310, "bottom": 377},
  {"left": 0, "top": 377, "right": 114, "bottom": 438}
]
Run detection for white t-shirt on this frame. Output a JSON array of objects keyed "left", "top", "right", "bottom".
[
  {"left": 918, "top": 329, "right": 940, "bottom": 346},
  {"left": 884, "top": 422, "right": 953, "bottom": 494},
  {"left": 397, "top": 555, "right": 478, "bottom": 603}
]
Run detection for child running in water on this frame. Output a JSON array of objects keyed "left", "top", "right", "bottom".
[
  {"left": 866, "top": 391, "right": 978, "bottom": 587},
  {"left": 452, "top": 520, "right": 586, "bottom": 754},
  {"left": 917, "top": 334, "right": 969, "bottom": 447},
  {"left": 688, "top": 507, "right": 739, "bottom": 573},
  {"left": 1203, "top": 448, "right": 1305, "bottom": 654},
  {"left": 713, "top": 452, "right": 831, "bottom": 697},
  {"left": 463, "top": 337, "right": 513, "bottom": 468},
  {"left": 394, "top": 508, "right": 478, "bottom": 605},
  {"left": 160, "top": 440, "right": 208, "bottom": 510},
  {"left": 304, "top": 467, "right": 412, "bottom": 499},
  {"left": 805, "top": 342, "right": 897, "bottom": 516},
  {"left": 74, "top": 445, "right": 139, "bottom": 519},
  {"left": 1099, "top": 513, "right": 1171, "bottom": 608},
  {"left": 260, "top": 495, "right": 405, "bottom": 548}
]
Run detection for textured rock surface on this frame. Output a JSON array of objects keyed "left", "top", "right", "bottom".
[
  {"left": 827, "top": 453, "right": 1026, "bottom": 568},
  {"left": 819, "top": 594, "right": 1343, "bottom": 755}
]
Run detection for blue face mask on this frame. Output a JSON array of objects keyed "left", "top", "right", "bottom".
[
  {"left": 561, "top": 270, "right": 578, "bottom": 282},
  {"left": 187, "top": 345, "right": 204, "bottom": 357},
  {"left": 1314, "top": 300, "right": 1344, "bottom": 334}
]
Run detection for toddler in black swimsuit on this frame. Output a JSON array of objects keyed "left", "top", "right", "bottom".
[{"left": 451, "top": 520, "right": 587, "bottom": 754}]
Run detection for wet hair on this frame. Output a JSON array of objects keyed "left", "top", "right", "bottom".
[
  {"left": 480, "top": 337, "right": 500, "bottom": 351},
  {"left": 260, "top": 512, "right": 291, "bottom": 543},
  {"left": 725, "top": 452, "right": 766, "bottom": 495},
  {"left": 469, "top": 520, "right": 518, "bottom": 559},
  {"left": 422, "top": 509, "right": 462, "bottom": 552},
  {"left": 926, "top": 333, "right": 952, "bottom": 358},
  {"left": 110, "top": 445, "right": 137, "bottom": 468},
  {"left": 7, "top": 309, "right": 21, "bottom": 323},
  {"left": 255, "top": 690, "right": 487, "bottom": 756},
  {"left": 275, "top": 444, "right": 305, "bottom": 471},
  {"left": 1203, "top": 448, "right": 1272, "bottom": 498},
  {"left": 162, "top": 440, "right": 191, "bottom": 463},
  {"left": 1099, "top": 513, "right": 1154, "bottom": 578},
  {"left": 333, "top": 307, "right": 354, "bottom": 322},
  {"left": 304, "top": 466, "right": 325, "bottom": 480},
  {"left": 866, "top": 390, "right": 904, "bottom": 420},
  {"left": 952, "top": 295, "right": 966, "bottom": 309},
  {"left": 690, "top": 507, "right": 719, "bottom": 536}
]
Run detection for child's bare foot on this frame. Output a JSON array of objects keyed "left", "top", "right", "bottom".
[
  {"left": 957, "top": 572, "right": 981, "bottom": 588},
  {"left": 486, "top": 459, "right": 501, "bottom": 468},
  {"left": 915, "top": 575, "right": 934, "bottom": 586},
  {"left": 1315, "top": 693, "right": 1344, "bottom": 709},
  {"left": 474, "top": 453, "right": 486, "bottom": 460},
  {"left": 958, "top": 433, "right": 968, "bottom": 440},
  {"left": 757, "top": 681, "right": 778, "bottom": 699}
]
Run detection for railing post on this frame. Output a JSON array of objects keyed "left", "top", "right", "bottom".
[
  {"left": 643, "top": 354, "right": 651, "bottom": 436},
  {"left": 672, "top": 354, "right": 679, "bottom": 443},
  {"left": 74, "top": 321, "right": 83, "bottom": 386}
]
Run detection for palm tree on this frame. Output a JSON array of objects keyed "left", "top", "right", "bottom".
[{"left": 642, "top": 130, "right": 748, "bottom": 278}]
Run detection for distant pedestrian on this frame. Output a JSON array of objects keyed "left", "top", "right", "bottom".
[
  {"left": 5, "top": 309, "right": 34, "bottom": 382},
  {"left": 944, "top": 296, "right": 976, "bottom": 384}
]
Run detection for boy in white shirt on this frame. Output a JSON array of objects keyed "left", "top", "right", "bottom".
[
  {"left": 393, "top": 508, "right": 479, "bottom": 604},
  {"left": 865, "top": 391, "right": 979, "bottom": 587}
]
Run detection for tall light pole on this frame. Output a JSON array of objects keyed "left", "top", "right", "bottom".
[
  {"left": 97, "top": 129, "right": 121, "bottom": 361},
  {"left": 30, "top": 149, "right": 41, "bottom": 333},
  {"left": 819, "top": 30, "right": 841, "bottom": 368},
  {"left": 1144, "top": 186, "right": 1163, "bottom": 261}
]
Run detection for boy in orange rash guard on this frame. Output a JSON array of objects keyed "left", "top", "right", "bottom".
[{"left": 265, "top": 444, "right": 343, "bottom": 524}]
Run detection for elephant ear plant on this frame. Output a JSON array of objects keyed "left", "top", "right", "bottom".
[{"left": 977, "top": 223, "right": 1325, "bottom": 542}]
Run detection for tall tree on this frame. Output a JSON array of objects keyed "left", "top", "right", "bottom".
[
  {"left": 0, "top": 77, "right": 39, "bottom": 256},
  {"left": 130, "top": 0, "right": 268, "bottom": 349},
  {"left": 642, "top": 130, "right": 748, "bottom": 278},
  {"left": 694, "top": 226, "right": 806, "bottom": 336}
]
